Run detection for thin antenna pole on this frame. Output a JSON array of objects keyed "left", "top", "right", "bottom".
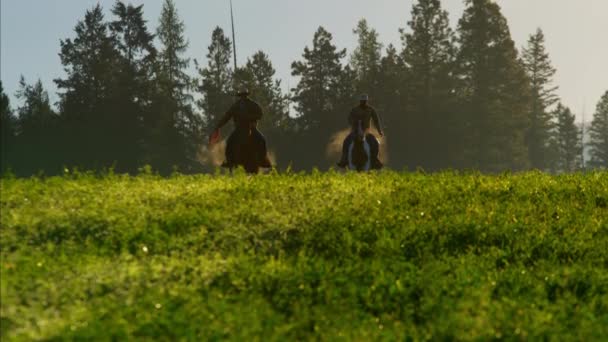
[{"left": 230, "top": 0, "right": 238, "bottom": 71}]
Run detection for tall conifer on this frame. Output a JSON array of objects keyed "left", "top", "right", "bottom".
[
  {"left": 401, "top": 0, "right": 457, "bottom": 170},
  {"left": 552, "top": 103, "right": 582, "bottom": 172},
  {"left": 456, "top": 0, "right": 531, "bottom": 171},
  {"left": 291, "top": 27, "right": 348, "bottom": 168},
  {"left": 589, "top": 91, "right": 608, "bottom": 168},
  {"left": 197, "top": 27, "right": 234, "bottom": 132},
  {"left": 521, "top": 28, "right": 558, "bottom": 170}
]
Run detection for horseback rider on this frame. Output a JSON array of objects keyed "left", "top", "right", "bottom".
[
  {"left": 337, "top": 94, "right": 384, "bottom": 169},
  {"left": 211, "top": 89, "right": 272, "bottom": 168}
]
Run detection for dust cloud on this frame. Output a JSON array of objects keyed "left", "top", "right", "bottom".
[{"left": 197, "top": 140, "right": 226, "bottom": 167}]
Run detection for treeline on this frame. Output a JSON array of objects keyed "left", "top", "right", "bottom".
[{"left": 1, "top": 0, "right": 607, "bottom": 176}]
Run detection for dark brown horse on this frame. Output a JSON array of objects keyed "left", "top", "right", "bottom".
[
  {"left": 348, "top": 120, "right": 373, "bottom": 171},
  {"left": 230, "top": 127, "right": 265, "bottom": 174}
]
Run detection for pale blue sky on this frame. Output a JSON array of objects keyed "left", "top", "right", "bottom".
[{"left": 1, "top": 0, "right": 607, "bottom": 121}]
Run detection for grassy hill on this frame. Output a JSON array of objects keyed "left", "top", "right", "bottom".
[{"left": 1, "top": 170, "right": 607, "bottom": 340}]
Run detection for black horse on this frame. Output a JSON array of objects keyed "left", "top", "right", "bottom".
[{"left": 225, "top": 127, "right": 268, "bottom": 174}]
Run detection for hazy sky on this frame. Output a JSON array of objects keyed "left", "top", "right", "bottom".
[{"left": 2, "top": 0, "right": 607, "bottom": 122}]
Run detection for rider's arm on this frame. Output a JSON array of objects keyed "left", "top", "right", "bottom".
[
  {"left": 371, "top": 108, "right": 384, "bottom": 136},
  {"left": 215, "top": 107, "right": 234, "bottom": 130}
]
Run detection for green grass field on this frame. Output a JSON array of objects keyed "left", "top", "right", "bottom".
[{"left": 1, "top": 170, "right": 607, "bottom": 340}]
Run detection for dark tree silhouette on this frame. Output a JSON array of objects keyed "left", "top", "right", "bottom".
[
  {"left": 151, "top": 0, "right": 201, "bottom": 173},
  {"left": 400, "top": 0, "right": 457, "bottom": 171},
  {"left": 291, "top": 27, "right": 350, "bottom": 168},
  {"left": 552, "top": 103, "right": 582, "bottom": 172},
  {"left": 55, "top": 4, "right": 121, "bottom": 170},
  {"left": 196, "top": 27, "right": 234, "bottom": 133},
  {"left": 521, "top": 28, "right": 558, "bottom": 170},
  {"left": 588, "top": 91, "right": 608, "bottom": 168},
  {"left": 13, "top": 78, "right": 59, "bottom": 175},
  {"left": 351, "top": 19, "right": 383, "bottom": 102},
  {"left": 376, "top": 44, "right": 407, "bottom": 168},
  {"left": 109, "top": 0, "right": 158, "bottom": 171},
  {"left": 1, "top": 81, "right": 17, "bottom": 173},
  {"left": 456, "top": 0, "right": 531, "bottom": 172}
]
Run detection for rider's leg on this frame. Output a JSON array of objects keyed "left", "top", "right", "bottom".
[
  {"left": 337, "top": 133, "right": 354, "bottom": 167},
  {"left": 253, "top": 128, "right": 272, "bottom": 168},
  {"left": 367, "top": 134, "right": 383, "bottom": 169}
]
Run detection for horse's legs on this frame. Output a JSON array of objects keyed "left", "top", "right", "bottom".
[
  {"left": 339, "top": 133, "right": 354, "bottom": 167},
  {"left": 363, "top": 140, "right": 371, "bottom": 171},
  {"left": 366, "top": 134, "right": 382, "bottom": 169},
  {"left": 252, "top": 129, "right": 271, "bottom": 167},
  {"left": 348, "top": 142, "right": 354, "bottom": 169},
  {"left": 224, "top": 130, "right": 238, "bottom": 167}
]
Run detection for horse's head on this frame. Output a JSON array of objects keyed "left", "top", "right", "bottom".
[
  {"left": 353, "top": 119, "right": 365, "bottom": 142},
  {"left": 350, "top": 119, "right": 370, "bottom": 171}
]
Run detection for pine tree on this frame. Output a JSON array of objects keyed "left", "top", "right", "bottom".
[
  {"left": 55, "top": 5, "right": 118, "bottom": 118},
  {"left": 0, "top": 81, "right": 17, "bottom": 172},
  {"left": 15, "top": 77, "right": 56, "bottom": 133},
  {"left": 350, "top": 19, "right": 382, "bottom": 98},
  {"left": 456, "top": 0, "right": 531, "bottom": 171},
  {"left": 14, "top": 77, "right": 59, "bottom": 175},
  {"left": 588, "top": 91, "right": 608, "bottom": 168},
  {"left": 332, "top": 65, "right": 359, "bottom": 136},
  {"left": 157, "top": 0, "right": 190, "bottom": 100},
  {"left": 55, "top": 4, "right": 121, "bottom": 169},
  {"left": 110, "top": 0, "right": 158, "bottom": 171},
  {"left": 401, "top": 0, "right": 457, "bottom": 170},
  {"left": 552, "top": 103, "right": 582, "bottom": 172},
  {"left": 376, "top": 45, "right": 407, "bottom": 167},
  {"left": 291, "top": 27, "right": 347, "bottom": 132},
  {"left": 152, "top": 0, "right": 199, "bottom": 173},
  {"left": 291, "top": 27, "right": 348, "bottom": 168},
  {"left": 235, "top": 51, "right": 289, "bottom": 133},
  {"left": 196, "top": 27, "right": 234, "bottom": 132},
  {"left": 110, "top": 1, "right": 157, "bottom": 102},
  {"left": 0, "top": 82, "right": 12, "bottom": 128},
  {"left": 111, "top": 1, "right": 156, "bottom": 66},
  {"left": 521, "top": 28, "right": 558, "bottom": 170}
]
